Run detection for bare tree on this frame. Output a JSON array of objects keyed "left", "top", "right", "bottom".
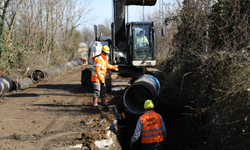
[
  {"left": 81, "top": 26, "right": 94, "bottom": 46},
  {"left": 0, "top": 0, "right": 94, "bottom": 77},
  {"left": 137, "top": 3, "right": 179, "bottom": 62},
  {"left": 97, "top": 24, "right": 111, "bottom": 36},
  {"left": 104, "top": 18, "right": 112, "bottom": 29},
  {"left": 0, "top": 0, "right": 12, "bottom": 39}
]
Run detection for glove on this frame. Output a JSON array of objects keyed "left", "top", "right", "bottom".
[
  {"left": 82, "top": 57, "right": 87, "bottom": 61},
  {"left": 129, "top": 142, "right": 134, "bottom": 149},
  {"left": 99, "top": 78, "right": 105, "bottom": 83},
  {"left": 115, "top": 65, "right": 119, "bottom": 71},
  {"left": 82, "top": 57, "right": 87, "bottom": 66}
]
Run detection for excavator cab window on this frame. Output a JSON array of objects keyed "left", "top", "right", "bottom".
[
  {"left": 134, "top": 26, "right": 150, "bottom": 49},
  {"left": 133, "top": 25, "right": 152, "bottom": 60}
]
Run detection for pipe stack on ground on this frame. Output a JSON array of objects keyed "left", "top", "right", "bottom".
[
  {"left": 123, "top": 74, "right": 160, "bottom": 114},
  {"left": 31, "top": 58, "right": 83, "bottom": 82},
  {"left": 0, "top": 58, "right": 83, "bottom": 91}
]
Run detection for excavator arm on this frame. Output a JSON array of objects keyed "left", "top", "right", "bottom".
[{"left": 118, "top": 0, "right": 157, "bottom": 6}]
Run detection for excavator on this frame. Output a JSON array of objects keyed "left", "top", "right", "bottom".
[{"left": 81, "top": 0, "right": 164, "bottom": 94}]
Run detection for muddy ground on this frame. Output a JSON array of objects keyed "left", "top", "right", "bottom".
[{"left": 0, "top": 65, "right": 130, "bottom": 150}]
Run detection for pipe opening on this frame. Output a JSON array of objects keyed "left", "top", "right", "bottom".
[
  {"left": 124, "top": 82, "right": 155, "bottom": 114},
  {"left": 11, "top": 81, "right": 18, "bottom": 90},
  {"left": 31, "top": 70, "right": 45, "bottom": 82},
  {"left": 133, "top": 84, "right": 153, "bottom": 99},
  {"left": 123, "top": 74, "right": 160, "bottom": 114}
]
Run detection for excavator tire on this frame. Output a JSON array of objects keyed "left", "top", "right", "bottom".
[
  {"left": 81, "top": 69, "right": 112, "bottom": 93},
  {"left": 81, "top": 69, "right": 93, "bottom": 92}
]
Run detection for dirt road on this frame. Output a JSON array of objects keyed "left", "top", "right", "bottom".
[{"left": 0, "top": 66, "right": 122, "bottom": 150}]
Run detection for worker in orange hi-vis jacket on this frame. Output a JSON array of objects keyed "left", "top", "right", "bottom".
[
  {"left": 130, "top": 99, "right": 166, "bottom": 150},
  {"left": 91, "top": 45, "right": 118, "bottom": 107}
]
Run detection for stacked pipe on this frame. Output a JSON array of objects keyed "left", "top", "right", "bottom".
[
  {"left": 123, "top": 74, "right": 160, "bottom": 114},
  {"left": 31, "top": 58, "right": 83, "bottom": 82},
  {"left": 0, "top": 58, "right": 84, "bottom": 93},
  {"left": 0, "top": 77, "right": 13, "bottom": 96}
]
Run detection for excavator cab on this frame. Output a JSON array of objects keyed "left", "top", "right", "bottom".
[
  {"left": 110, "top": 0, "right": 158, "bottom": 67},
  {"left": 127, "top": 22, "right": 156, "bottom": 66}
]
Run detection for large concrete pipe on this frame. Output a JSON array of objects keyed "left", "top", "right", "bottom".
[
  {"left": 31, "top": 64, "right": 68, "bottom": 82},
  {"left": 17, "top": 78, "right": 33, "bottom": 89},
  {"left": 31, "top": 58, "right": 82, "bottom": 82},
  {"left": 55, "top": 64, "right": 67, "bottom": 71},
  {"left": 46, "top": 64, "right": 67, "bottom": 75},
  {"left": 123, "top": 74, "right": 160, "bottom": 114},
  {"left": 0, "top": 77, "right": 13, "bottom": 96},
  {"left": 65, "top": 58, "right": 83, "bottom": 68}
]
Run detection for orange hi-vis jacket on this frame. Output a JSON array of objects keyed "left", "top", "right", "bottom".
[
  {"left": 140, "top": 111, "right": 164, "bottom": 144},
  {"left": 91, "top": 53, "right": 116, "bottom": 83}
]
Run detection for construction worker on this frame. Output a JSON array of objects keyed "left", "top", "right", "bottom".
[
  {"left": 130, "top": 99, "right": 166, "bottom": 150},
  {"left": 136, "top": 30, "right": 149, "bottom": 48},
  {"left": 91, "top": 45, "right": 118, "bottom": 106}
]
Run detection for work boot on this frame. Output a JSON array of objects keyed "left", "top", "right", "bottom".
[
  {"left": 101, "top": 96, "right": 109, "bottom": 106},
  {"left": 93, "top": 97, "right": 98, "bottom": 106}
]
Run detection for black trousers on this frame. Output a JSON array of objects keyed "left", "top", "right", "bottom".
[{"left": 142, "top": 141, "right": 164, "bottom": 150}]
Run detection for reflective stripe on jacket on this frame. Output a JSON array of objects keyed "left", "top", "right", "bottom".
[
  {"left": 91, "top": 53, "right": 115, "bottom": 83},
  {"left": 140, "top": 111, "right": 164, "bottom": 144}
]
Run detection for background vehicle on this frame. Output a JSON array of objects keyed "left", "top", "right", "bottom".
[{"left": 81, "top": 0, "right": 164, "bottom": 92}]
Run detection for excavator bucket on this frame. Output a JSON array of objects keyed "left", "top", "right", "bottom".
[{"left": 118, "top": 0, "right": 157, "bottom": 6}]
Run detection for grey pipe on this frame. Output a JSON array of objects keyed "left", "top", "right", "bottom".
[
  {"left": 46, "top": 64, "right": 67, "bottom": 75},
  {"left": 31, "top": 58, "right": 83, "bottom": 82},
  {"left": 30, "top": 66, "right": 63, "bottom": 82},
  {"left": 123, "top": 74, "right": 160, "bottom": 114},
  {"left": 55, "top": 64, "right": 67, "bottom": 71},
  {"left": 46, "top": 67, "right": 61, "bottom": 75},
  {"left": 0, "top": 77, "right": 13, "bottom": 96},
  {"left": 65, "top": 58, "right": 83, "bottom": 68},
  {"left": 31, "top": 63, "right": 69, "bottom": 82},
  {"left": 17, "top": 78, "right": 33, "bottom": 89}
]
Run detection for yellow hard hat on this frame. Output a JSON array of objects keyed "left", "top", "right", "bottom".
[
  {"left": 102, "top": 45, "right": 110, "bottom": 54},
  {"left": 144, "top": 99, "right": 154, "bottom": 109}
]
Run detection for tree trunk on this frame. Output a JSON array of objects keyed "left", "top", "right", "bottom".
[{"left": 0, "top": 0, "right": 11, "bottom": 39}]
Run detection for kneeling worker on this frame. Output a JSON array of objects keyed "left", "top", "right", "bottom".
[
  {"left": 91, "top": 45, "right": 118, "bottom": 106},
  {"left": 130, "top": 99, "right": 166, "bottom": 150}
]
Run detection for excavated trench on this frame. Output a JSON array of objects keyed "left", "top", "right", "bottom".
[
  {"left": 117, "top": 107, "right": 142, "bottom": 150},
  {"left": 112, "top": 73, "right": 200, "bottom": 150},
  {"left": 115, "top": 95, "right": 197, "bottom": 150},
  {"left": 108, "top": 74, "right": 162, "bottom": 150},
  {"left": 80, "top": 69, "right": 163, "bottom": 145}
]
